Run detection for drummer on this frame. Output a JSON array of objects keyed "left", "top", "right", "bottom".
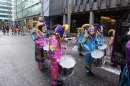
[
  {"left": 81, "top": 24, "right": 100, "bottom": 76},
  {"left": 30, "top": 20, "right": 48, "bottom": 69},
  {"left": 48, "top": 24, "right": 69, "bottom": 86},
  {"left": 77, "top": 27, "right": 84, "bottom": 56},
  {"left": 30, "top": 21, "right": 38, "bottom": 61},
  {"left": 108, "top": 29, "right": 117, "bottom": 66},
  {"left": 94, "top": 24, "right": 106, "bottom": 46},
  {"left": 94, "top": 24, "right": 107, "bottom": 55},
  {"left": 76, "top": 24, "right": 90, "bottom": 56}
]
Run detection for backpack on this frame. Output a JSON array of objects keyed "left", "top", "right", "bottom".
[{"left": 118, "top": 65, "right": 130, "bottom": 86}]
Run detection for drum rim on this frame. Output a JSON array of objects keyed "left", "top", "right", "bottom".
[
  {"left": 59, "top": 56, "right": 76, "bottom": 68},
  {"left": 91, "top": 50, "right": 104, "bottom": 59},
  {"left": 98, "top": 44, "right": 107, "bottom": 49}
]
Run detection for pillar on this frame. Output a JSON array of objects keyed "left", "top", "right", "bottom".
[
  {"left": 89, "top": 11, "right": 94, "bottom": 24},
  {"left": 63, "top": 14, "right": 67, "bottom": 24}
]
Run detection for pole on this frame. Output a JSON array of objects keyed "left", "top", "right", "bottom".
[
  {"left": 67, "top": 0, "right": 72, "bottom": 33},
  {"left": 41, "top": 0, "right": 44, "bottom": 20}
]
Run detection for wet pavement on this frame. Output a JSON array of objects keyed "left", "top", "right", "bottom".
[{"left": 0, "top": 31, "right": 120, "bottom": 86}]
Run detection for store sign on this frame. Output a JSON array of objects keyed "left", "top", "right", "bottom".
[{"left": 112, "top": 21, "right": 130, "bottom": 66}]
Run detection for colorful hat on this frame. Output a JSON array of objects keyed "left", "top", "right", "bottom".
[
  {"left": 51, "top": 24, "right": 69, "bottom": 38},
  {"left": 125, "top": 40, "right": 130, "bottom": 67},
  {"left": 81, "top": 24, "right": 90, "bottom": 31},
  {"left": 76, "top": 27, "right": 82, "bottom": 32},
  {"left": 108, "top": 29, "right": 115, "bottom": 36},
  {"left": 93, "top": 24, "right": 101, "bottom": 31}
]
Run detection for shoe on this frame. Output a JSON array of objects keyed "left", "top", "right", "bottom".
[
  {"left": 86, "top": 71, "right": 94, "bottom": 76},
  {"left": 57, "top": 80, "right": 64, "bottom": 86},
  {"left": 79, "top": 53, "right": 83, "bottom": 56}
]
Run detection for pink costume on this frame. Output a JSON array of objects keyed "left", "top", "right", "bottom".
[
  {"left": 108, "top": 29, "right": 116, "bottom": 66},
  {"left": 48, "top": 24, "right": 68, "bottom": 86},
  {"left": 33, "top": 20, "right": 48, "bottom": 69},
  {"left": 109, "top": 36, "right": 114, "bottom": 56}
]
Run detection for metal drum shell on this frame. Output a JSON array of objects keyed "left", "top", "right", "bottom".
[{"left": 91, "top": 50, "right": 104, "bottom": 67}]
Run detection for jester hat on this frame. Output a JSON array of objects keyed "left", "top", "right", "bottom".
[
  {"left": 81, "top": 24, "right": 90, "bottom": 32},
  {"left": 76, "top": 27, "right": 82, "bottom": 32},
  {"left": 51, "top": 24, "right": 69, "bottom": 38},
  {"left": 92, "top": 24, "right": 102, "bottom": 31},
  {"left": 108, "top": 29, "right": 115, "bottom": 36}
]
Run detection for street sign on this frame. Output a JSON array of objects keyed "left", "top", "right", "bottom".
[{"left": 112, "top": 13, "right": 130, "bottom": 66}]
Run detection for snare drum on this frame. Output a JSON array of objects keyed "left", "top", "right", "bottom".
[
  {"left": 98, "top": 44, "right": 107, "bottom": 56},
  {"left": 59, "top": 55, "right": 76, "bottom": 77},
  {"left": 43, "top": 44, "right": 49, "bottom": 51},
  {"left": 91, "top": 50, "right": 104, "bottom": 67},
  {"left": 98, "top": 44, "right": 107, "bottom": 50}
]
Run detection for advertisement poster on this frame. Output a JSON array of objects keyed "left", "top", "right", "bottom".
[{"left": 112, "top": 21, "right": 130, "bottom": 66}]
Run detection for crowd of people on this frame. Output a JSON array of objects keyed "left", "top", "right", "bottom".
[
  {"left": 1, "top": 22, "right": 32, "bottom": 36},
  {"left": 1, "top": 19, "right": 129, "bottom": 85},
  {"left": 30, "top": 19, "right": 130, "bottom": 86}
]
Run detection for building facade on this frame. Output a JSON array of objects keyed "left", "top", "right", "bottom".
[
  {"left": 13, "top": 0, "right": 130, "bottom": 35},
  {"left": 0, "top": 0, "right": 12, "bottom": 24},
  {"left": 49, "top": 0, "right": 130, "bottom": 35},
  {"left": 13, "top": 0, "right": 49, "bottom": 27}
]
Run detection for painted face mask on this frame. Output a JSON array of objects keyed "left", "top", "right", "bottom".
[
  {"left": 42, "top": 26, "right": 47, "bottom": 32},
  {"left": 88, "top": 25, "right": 95, "bottom": 35}
]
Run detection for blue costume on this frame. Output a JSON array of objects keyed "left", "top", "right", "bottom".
[
  {"left": 82, "top": 24, "right": 100, "bottom": 76},
  {"left": 31, "top": 27, "right": 38, "bottom": 61},
  {"left": 77, "top": 28, "right": 84, "bottom": 56},
  {"left": 77, "top": 24, "right": 90, "bottom": 56},
  {"left": 95, "top": 24, "right": 105, "bottom": 46}
]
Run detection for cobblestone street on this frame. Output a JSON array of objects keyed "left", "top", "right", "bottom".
[{"left": 0, "top": 32, "right": 120, "bottom": 86}]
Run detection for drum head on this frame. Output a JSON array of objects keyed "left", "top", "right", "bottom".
[
  {"left": 91, "top": 50, "right": 104, "bottom": 59},
  {"left": 98, "top": 44, "right": 107, "bottom": 49},
  {"left": 43, "top": 44, "right": 49, "bottom": 51},
  {"left": 59, "top": 55, "right": 76, "bottom": 68}
]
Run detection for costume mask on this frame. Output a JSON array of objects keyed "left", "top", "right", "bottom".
[{"left": 88, "top": 25, "right": 95, "bottom": 35}]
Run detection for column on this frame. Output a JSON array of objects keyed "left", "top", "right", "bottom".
[
  {"left": 89, "top": 11, "right": 94, "bottom": 25},
  {"left": 63, "top": 14, "right": 67, "bottom": 24}
]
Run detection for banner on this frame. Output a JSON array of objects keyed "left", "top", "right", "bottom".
[{"left": 112, "top": 20, "right": 130, "bottom": 66}]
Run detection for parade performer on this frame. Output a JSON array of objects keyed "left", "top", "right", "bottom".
[
  {"left": 30, "top": 21, "right": 38, "bottom": 61},
  {"left": 77, "top": 27, "right": 84, "bottom": 56},
  {"left": 118, "top": 40, "right": 130, "bottom": 86},
  {"left": 108, "top": 29, "right": 116, "bottom": 66},
  {"left": 30, "top": 20, "right": 48, "bottom": 69},
  {"left": 94, "top": 24, "right": 105, "bottom": 46},
  {"left": 48, "top": 24, "right": 69, "bottom": 86},
  {"left": 76, "top": 24, "right": 89, "bottom": 56},
  {"left": 82, "top": 24, "right": 99, "bottom": 76}
]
